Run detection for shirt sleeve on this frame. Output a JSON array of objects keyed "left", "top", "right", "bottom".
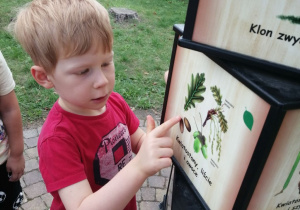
[{"left": 0, "top": 51, "right": 15, "bottom": 96}]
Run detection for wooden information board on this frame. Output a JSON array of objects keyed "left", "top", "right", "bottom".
[
  {"left": 182, "top": 0, "right": 300, "bottom": 77},
  {"left": 164, "top": 45, "right": 270, "bottom": 209},
  {"left": 249, "top": 110, "right": 300, "bottom": 209},
  {"left": 162, "top": 26, "right": 300, "bottom": 208}
]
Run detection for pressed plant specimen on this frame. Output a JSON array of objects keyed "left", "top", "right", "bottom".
[
  {"left": 203, "top": 86, "right": 228, "bottom": 161},
  {"left": 183, "top": 74, "right": 228, "bottom": 161},
  {"left": 275, "top": 151, "right": 300, "bottom": 196},
  {"left": 184, "top": 73, "right": 206, "bottom": 111}
]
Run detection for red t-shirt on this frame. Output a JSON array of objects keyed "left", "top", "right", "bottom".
[{"left": 38, "top": 92, "right": 140, "bottom": 210}]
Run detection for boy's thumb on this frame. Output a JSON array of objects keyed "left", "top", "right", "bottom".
[{"left": 146, "top": 115, "right": 156, "bottom": 134}]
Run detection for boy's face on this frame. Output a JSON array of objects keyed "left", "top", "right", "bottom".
[{"left": 48, "top": 47, "right": 115, "bottom": 116}]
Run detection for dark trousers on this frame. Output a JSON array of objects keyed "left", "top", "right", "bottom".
[{"left": 0, "top": 161, "right": 23, "bottom": 210}]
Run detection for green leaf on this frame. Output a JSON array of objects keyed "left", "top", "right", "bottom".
[
  {"left": 184, "top": 73, "right": 206, "bottom": 111},
  {"left": 277, "top": 15, "right": 300, "bottom": 24},
  {"left": 193, "top": 131, "right": 200, "bottom": 138},
  {"left": 194, "top": 138, "right": 201, "bottom": 153},
  {"left": 201, "top": 146, "right": 208, "bottom": 159},
  {"left": 210, "top": 86, "right": 222, "bottom": 106},
  {"left": 243, "top": 109, "right": 254, "bottom": 131},
  {"left": 218, "top": 111, "right": 228, "bottom": 133}
]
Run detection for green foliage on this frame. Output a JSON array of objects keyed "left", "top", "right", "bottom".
[
  {"left": 193, "top": 137, "right": 201, "bottom": 153},
  {"left": 0, "top": 0, "right": 188, "bottom": 127},
  {"left": 277, "top": 15, "right": 300, "bottom": 24},
  {"left": 184, "top": 73, "right": 206, "bottom": 111},
  {"left": 210, "top": 86, "right": 222, "bottom": 106},
  {"left": 217, "top": 111, "right": 228, "bottom": 133},
  {"left": 243, "top": 109, "right": 254, "bottom": 131},
  {"left": 207, "top": 85, "right": 228, "bottom": 161},
  {"left": 210, "top": 86, "right": 227, "bottom": 133}
]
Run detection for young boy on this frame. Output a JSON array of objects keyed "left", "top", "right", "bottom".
[
  {"left": 0, "top": 51, "right": 25, "bottom": 209},
  {"left": 13, "top": 0, "right": 180, "bottom": 209}
]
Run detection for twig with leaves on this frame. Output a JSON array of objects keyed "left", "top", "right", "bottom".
[
  {"left": 204, "top": 85, "right": 228, "bottom": 161},
  {"left": 184, "top": 73, "right": 206, "bottom": 111}
]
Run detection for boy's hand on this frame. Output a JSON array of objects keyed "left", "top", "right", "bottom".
[
  {"left": 6, "top": 154, "right": 25, "bottom": 181},
  {"left": 135, "top": 115, "right": 181, "bottom": 177}
]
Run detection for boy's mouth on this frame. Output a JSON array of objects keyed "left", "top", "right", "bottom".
[{"left": 92, "top": 95, "right": 107, "bottom": 102}]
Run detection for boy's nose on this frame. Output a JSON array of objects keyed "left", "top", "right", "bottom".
[{"left": 93, "top": 69, "right": 108, "bottom": 88}]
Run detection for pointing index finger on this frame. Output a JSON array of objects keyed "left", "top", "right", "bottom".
[{"left": 151, "top": 116, "right": 181, "bottom": 137}]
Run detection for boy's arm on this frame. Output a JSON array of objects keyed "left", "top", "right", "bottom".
[
  {"left": 0, "top": 90, "right": 25, "bottom": 181},
  {"left": 130, "top": 126, "right": 145, "bottom": 154},
  {"left": 58, "top": 115, "right": 180, "bottom": 210}
]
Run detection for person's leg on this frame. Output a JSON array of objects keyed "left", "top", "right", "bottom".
[{"left": 0, "top": 161, "right": 23, "bottom": 209}]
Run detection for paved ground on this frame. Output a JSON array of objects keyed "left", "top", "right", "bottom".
[{"left": 19, "top": 109, "right": 172, "bottom": 210}]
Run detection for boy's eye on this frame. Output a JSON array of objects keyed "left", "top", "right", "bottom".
[
  {"left": 78, "top": 69, "right": 89, "bottom": 75},
  {"left": 101, "top": 63, "right": 109, "bottom": 67}
]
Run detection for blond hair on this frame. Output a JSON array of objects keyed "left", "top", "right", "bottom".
[{"left": 13, "top": 0, "right": 113, "bottom": 73}]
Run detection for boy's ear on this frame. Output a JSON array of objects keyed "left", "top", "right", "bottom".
[{"left": 31, "top": 65, "right": 54, "bottom": 89}]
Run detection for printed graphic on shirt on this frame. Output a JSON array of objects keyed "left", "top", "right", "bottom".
[
  {"left": 0, "top": 119, "right": 6, "bottom": 142},
  {"left": 93, "top": 123, "right": 133, "bottom": 185}
]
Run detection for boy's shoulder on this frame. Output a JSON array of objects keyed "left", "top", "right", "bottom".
[
  {"left": 39, "top": 92, "right": 132, "bottom": 139},
  {"left": 108, "top": 92, "right": 133, "bottom": 113},
  {"left": 109, "top": 91, "right": 125, "bottom": 102},
  {"left": 107, "top": 92, "right": 129, "bottom": 109}
]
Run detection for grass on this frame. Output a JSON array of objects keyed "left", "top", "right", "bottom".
[{"left": 0, "top": 0, "right": 188, "bottom": 127}]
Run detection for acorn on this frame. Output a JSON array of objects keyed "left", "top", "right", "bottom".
[
  {"left": 179, "top": 118, "right": 184, "bottom": 133},
  {"left": 184, "top": 117, "right": 191, "bottom": 132}
]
